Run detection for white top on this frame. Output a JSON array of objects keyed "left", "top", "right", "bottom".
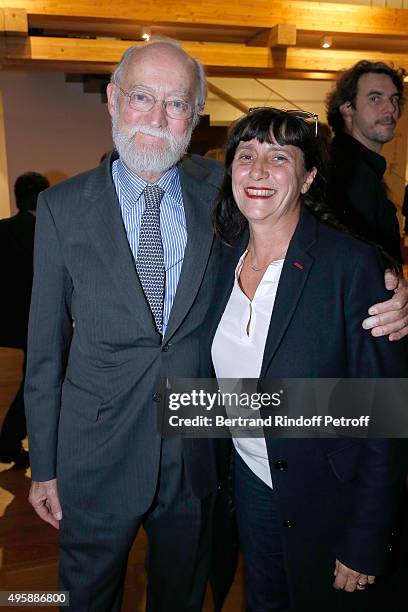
[{"left": 212, "top": 250, "right": 284, "bottom": 488}]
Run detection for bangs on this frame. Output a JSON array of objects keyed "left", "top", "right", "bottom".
[
  {"left": 225, "top": 108, "right": 316, "bottom": 170},
  {"left": 238, "top": 110, "right": 313, "bottom": 147}
]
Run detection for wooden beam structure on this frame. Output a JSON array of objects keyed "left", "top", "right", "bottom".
[
  {"left": 3, "top": 8, "right": 27, "bottom": 35},
  {"left": 248, "top": 25, "right": 297, "bottom": 48},
  {"left": 0, "top": 0, "right": 408, "bottom": 38},
  {"left": 2, "top": 37, "right": 408, "bottom": 77},
  {"left": 0, "top": 0, "right": 408, "bottom": 80}
]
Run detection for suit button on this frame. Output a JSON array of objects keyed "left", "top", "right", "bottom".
[
  {"left": 282, "top": 520, "right": 296, "bottom": 528},
  {"left": 153, "top": 393, "right": 162, "bottom": 402},
  {"left": 274, "top": 460, "right": 288, "bottom": 470},
  {"left": 162, "top": 343, "right": 171, "bottom": 352}
]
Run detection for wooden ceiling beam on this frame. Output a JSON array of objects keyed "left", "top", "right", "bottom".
[
  {"left": 3, "top": 7, "right": 27, "bottom": 35},
  {"left": 1, "top": 0, "right": 407, "bottom": 38},
  {"left": 3, "top": 37, "right": 408, "bottom": 75},
  {"left": 247, "top": 25, "right": 297, "bottom": 48}
]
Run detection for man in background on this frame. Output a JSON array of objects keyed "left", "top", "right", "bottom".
[
  {"left": 0, "top": 171, "right": 49, "bottom": 466},
  {"left": 326, "top": 60, "right": 404, "bottom": 264}
]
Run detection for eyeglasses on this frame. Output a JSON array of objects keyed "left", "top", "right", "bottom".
[
  {"left": 115, "top": 85, "right": 194, "bottom": 120},
  {"left": 248, "top": 107, "right": 319, "bottom": 137}
]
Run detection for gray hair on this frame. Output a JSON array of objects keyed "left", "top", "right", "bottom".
[{"left": 110, "top": 37, "right": 207, "bottom": 128}]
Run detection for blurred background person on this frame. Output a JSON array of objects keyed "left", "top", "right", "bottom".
[
  {"left": 326, "top": 60, "right": 405, "bottom": 264},
  {"left": 0, "top": 171, "right": 49, "bottom": 466}
]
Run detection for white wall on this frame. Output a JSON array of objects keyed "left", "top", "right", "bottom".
[{"left": 0, "top": 72, "right": 113, "bottom": 215}]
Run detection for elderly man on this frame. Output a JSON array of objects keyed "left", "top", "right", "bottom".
[
  {"left": 25, "top": 40, "right": 408, "bottom": 612},
  {"left": 25, "top": 40, "right": 225, "bottom": 612}
]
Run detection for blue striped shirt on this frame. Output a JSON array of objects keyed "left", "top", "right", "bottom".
[{"left": 112, "top": 158, "right": 187, "bottom": 335}]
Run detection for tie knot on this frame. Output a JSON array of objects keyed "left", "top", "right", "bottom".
[{"left": 144, "top": 185, "right": 165, "bottom": 209}]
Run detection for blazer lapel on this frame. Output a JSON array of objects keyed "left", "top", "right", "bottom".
[
  {"left": 163, "top": 157, "right": 220, "bottom": 342},
  {"left": 260, "top": 208, "right": 318, "bottom": 378},
  {"left": 83, "top": 158, "right": 157, "bottom": 333}
]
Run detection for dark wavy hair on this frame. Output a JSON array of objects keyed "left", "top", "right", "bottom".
[
  {"left": 213, "top": 108, "right": 333, "bottom": 243},
  {"left": 326, "top": 61, "right": 405, "bottom": 135}
]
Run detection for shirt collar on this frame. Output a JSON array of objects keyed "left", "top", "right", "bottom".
[{"left": 116, "top": 158, "right": 181, "bottom": 212}]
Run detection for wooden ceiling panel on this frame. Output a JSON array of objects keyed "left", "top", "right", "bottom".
[
  {"left": 2, "top": 37, "right": 408, "bottom": 77},
  {"left": 1, "top": 1, "right": 408, "bottom": 80},
  {"left": 1, "top": 0, "right": 408, "bottom": 37}
]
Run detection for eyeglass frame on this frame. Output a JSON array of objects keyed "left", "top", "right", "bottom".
[
  {"left": 114, "top": 84, "right": 196, "bottom": 120},
  {"left": 248, "top": 107, "right": 319, "bottom": 137}
]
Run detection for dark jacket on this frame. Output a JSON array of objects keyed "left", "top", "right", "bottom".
[
  {"left": 328, "top": 132, "right": 401, "bottom": 263},
  {"left": 25, "top": 153, "right": 225, "bottom": 513},
  {"left": 0, "top": 211, "right": 36, "bottom": 348},
  {"left": 204, "top": 207, "right": 408, "bottom": 611}
]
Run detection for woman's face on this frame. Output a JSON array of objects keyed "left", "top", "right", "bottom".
[{"left": 231, "top": 136, "right": 316, "bottom": 227}]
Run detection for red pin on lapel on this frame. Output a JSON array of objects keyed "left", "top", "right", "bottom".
[{"left": 294, "top": 262, "right": 304, "bottom": 270}]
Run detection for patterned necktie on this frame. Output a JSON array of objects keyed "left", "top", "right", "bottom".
[{"left": 136, "top": 185, "right": 165, "bottom": 334}]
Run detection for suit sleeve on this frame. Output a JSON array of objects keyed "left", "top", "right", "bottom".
[
  {"left": 24, "top": 193, "right": 73, "bottom": 482},
  {"left": 335, "top": 244, "right": 408, "bottom": 575}
]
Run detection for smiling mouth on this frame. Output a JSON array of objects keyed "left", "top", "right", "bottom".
[{"left": 245, "top": 187, "right": 276, "bottom": 198}]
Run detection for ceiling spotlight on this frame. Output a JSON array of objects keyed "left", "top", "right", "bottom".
[
  {"left": 141, "top": 27, "right": 151, "bottom": 41},
  {"left": 321, "top": 36, "right": 332, "bottom": 49}
]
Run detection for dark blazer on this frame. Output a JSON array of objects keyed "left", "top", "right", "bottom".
[
  {"left": 328, "top": 132, "right": 401, "bottom": 263},
  {"left": 0, "top": 211, "right": 35, "bottom": 348},
  {"left": 25, "top": 153, "right": 224, "bottom": 516},
  {"left": 204, "top": 206, "right": 408, "bottom": 611}
]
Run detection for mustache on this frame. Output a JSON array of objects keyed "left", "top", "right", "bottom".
[
  {"left": 375, "top": 116, "right": 396, "bottom": 127},
  {"left": 127, "top": 124, "right": 173, "bottom": 143}
]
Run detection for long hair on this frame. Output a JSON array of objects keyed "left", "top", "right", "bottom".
[{"left": 213, "top": 108, "right": 333, "bottom": 244}]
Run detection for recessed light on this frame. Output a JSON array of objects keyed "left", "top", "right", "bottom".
[
  {"left": 321, "top": 36, "right": 332, "bottom": 49},
  {"left": 141, "top": 27, "right": 151, "bottom": 41}
]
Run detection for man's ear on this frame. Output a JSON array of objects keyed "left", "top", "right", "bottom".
[
  {"left": 106, "top": 83, "right": 117, "bottom": 119},
  {"left": 339, "top": 101, "right": 353, "bottom": 130}
]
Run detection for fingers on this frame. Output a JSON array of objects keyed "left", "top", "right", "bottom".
[
  {"left": 362, "top": 294, "right": 408, "bottom": 339},
  {"left": 28, "top": 479, "right": 62, "bottom": 530},
  {"left": 363, "top": 315, "right": 408, "bottom": 339},
  {"left": 362, "top": 274, "right": 408, "bottom": 340},
  {"left": 384, "top": 269, "right": 399, "bottom": 291},
  {"left": 333, "top": 560, "right": 374, "bottom": 593},
  {"left": 389, "top": 325, "right": 408, "bottom": 342}
]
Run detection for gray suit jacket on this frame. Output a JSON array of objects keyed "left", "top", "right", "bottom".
[{"left": 25, "top": 153, "right": 224, "bottom": 515}]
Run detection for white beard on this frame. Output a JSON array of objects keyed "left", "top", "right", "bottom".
[{"left": 111, "top": 111, "right": 193, "bottom": 175}]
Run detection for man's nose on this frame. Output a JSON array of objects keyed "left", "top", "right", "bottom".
[
  {"left": 148, "top": 101, "right": 168, "bottom": 127},
  {"left": 383, "top": 97, "right": 399, "bottom": 117}
]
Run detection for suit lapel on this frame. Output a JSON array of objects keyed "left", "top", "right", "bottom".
[
  {"left": 83, "top": 158, "right": 157, "bottom": 333},
  {"left": 260, "top": 208, "right": 318, "bottom": 378},
  {"left": 163, "top": 157, "right": 220, "bottom": 342}
]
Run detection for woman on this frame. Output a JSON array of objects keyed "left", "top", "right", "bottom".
[{"left": 205, "top": 108, "right": 408, "bottom": 611}]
